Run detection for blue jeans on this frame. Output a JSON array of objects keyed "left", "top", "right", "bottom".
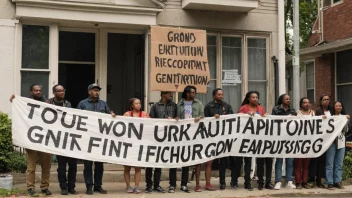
[
  {"left": 326, "top": 143, "right": 345, "bottom": 184},
  {"left": 275, "top": 158, "right": 294, "bottom": 183}
]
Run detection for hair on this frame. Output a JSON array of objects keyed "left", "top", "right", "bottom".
[
  {"left": 29, "top": 84, "right": 41, "bottom": 91},
  {"left": 276, "top": 94, "right": 289, "bottom": 106},
  {"left": 181, "top": 85, "right": 197, "bottom": 99},
  {"left": 52, "top": 84, "right": 63, "bottom": 93},
  {"left": 241, "top": 91, "right": 260, "bottom": 105},
  {"left": 212, "top": 88, "right": 223, "bottom": 97},
  {"left": 128, "top": 98, "right": 139, "bottom": 111},
  {"left": 160, "top": 91, "right": 171, "bottom": 97},
  {"left": 299, "top": 97, "right": 309, "bottom": 109},
  {"left": 319, "top": 94, "right": 330, "bottom": 107},
  {"left": 331, "top": 101, "right": 346, "bottom": 115}
]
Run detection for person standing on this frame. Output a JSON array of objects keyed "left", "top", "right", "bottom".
[
  {"left": 10, "top": 84, "right": 52, "bottom": 196},
  {"left": 77, "top": 83, "right": 116, "bottom": 195},
  {"left": 272, "top": 94, "right": 297, "bottom": 190},
  {"left": 325, "top": 101, "right": 350, "bottom": 189},
  {"left": 123, "top": 98, "right": 149, "bottom": 194},
  {"left": 145, "top": 91, "right": 177, "bottom": 193},
  {"left": 170, "top": 85, "right": 204, "bottom": 193},
  {"left": 198, "top": 88, "right": 233, "bottom": 191},
  {"left": 308, "top": 94, "right": 332, "bottom": 188},
  {"left": 46, "top": 85, "right": 78, "bottom": 195},
  {"left": 295, "top": 97, "right": 314, "bottom": 189}
]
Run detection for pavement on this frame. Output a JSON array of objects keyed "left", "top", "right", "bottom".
[{"left": 11, "top": 177, "right": 352, "bottom": 198}]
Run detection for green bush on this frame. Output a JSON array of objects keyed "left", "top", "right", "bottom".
[
  {"left": 0, "top": 113, "right": 13, "bottom": 172},
  {"left": 343, "top": 151, "right": 352, "bottom": 180},
  {"left": 7, "top": 152, "right": 27, "bottom": 173}
]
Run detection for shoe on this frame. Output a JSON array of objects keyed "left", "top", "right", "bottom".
[
  {"left": 302, "top": 183, "right": 311, "bottom": 189},
  {"left": 61, "top": 189, "right": 69, "bottom": 195},
  {"left": 327, "top": 184, "right": 334, "bottom": 190},
  {"left": 258, "top": 183, "right": 264, "bottom": 190},
  {"left": 134, "top": 187, "right": 142, "bottom": 194},
  {"left": 94, "top": 187, "right": 107, "bottom": 194},
  {"left": 274, "top": 182, "right": 281, "bottom": 190},
  {"left": 245, "top": 185, "right": 254, "bottom": 191},
  {"left": 205, "top": 184, "right": 216, "bottom": 191},
  {"left": 41, "top": 189, "right": 52, "bottom": 195},
  {"left": 154, "top": 186, "right": 166, "bottom": 193},
  {"left": 265, "top": 183, "right": 274, "bottom": 190},
  {"left": 126, "top": 187, "right": 134, "bottom": 193},
  {"left": 230, "top": 182, "right": 238, "bottom": 189},
  {"left": 195, "top": 185, "right": 202, "bottom": 192},
  {"left": 296, "top": 183, "right": 302, "bottom": 189},
  {"left": 27, "top": 189, "right": 36, "bottom": 197},
  {"left": 168, "top": 186, "right": 175, "bottom": 193},
  {"left": 68, "top": 189, "right": 78, "bottom": 194},
  {"left": 180, "top": 185, "right": 190, "bottom": 193},
  {"left": 86, "top": 188, "right": 93, "bottom": 195},
  {"left": 317, "top": 183, "right": 326, "bottom": 188},
  {"left": 145, "top": 187, "right": 153, "bottom": 193},
  {"left": 287, "top": 181, "right": 296, "bottom": 189},
  {"left": 220, "top": 183, "right": 226, "bottom": 190},
  {"left": 333, "top": 183, "right": 344, "bottom": 189}
]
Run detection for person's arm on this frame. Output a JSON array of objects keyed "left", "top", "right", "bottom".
[
  {"left": 228, "top": 105, "right": 234, "bottom": 114},
  {"left": 238, "top": 105, "right": 246, "bottom": 113},
  {"left": 271, "top": 106, "right": 277, "bottom": 115},
  {"left": 143, "top": 112, "right": 150, "bottom": 118},
  {"left": 199, "top": 103, "right": 204, "bottom": 118},
  {"left": 204, "top": 104, "right": 210, "bottom": 117},
  {"left": 123, "top": 112, "right": 130, "bottom": 117},
  {"left": 77, "top": 101, "right": 84, "bottom": 110},
  {"left": 105, "top": 103, "right": 116, "bottom": 117},
  {"left": 149, "top": 104, "right": 156, "bottom": 118},
  {"left": 66, "top": 101, "right": 72, "bottom": 108},
  {"left": 9, "top": 95, "right": 15, "bottom": 103}
]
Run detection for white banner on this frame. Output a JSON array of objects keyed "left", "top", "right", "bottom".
[{"left": 12, "top": 96, "right": 348, "bottom": 168}]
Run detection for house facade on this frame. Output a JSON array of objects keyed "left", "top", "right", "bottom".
[{"left": 0, "top": 0, "right": 282, "bottom": 115}]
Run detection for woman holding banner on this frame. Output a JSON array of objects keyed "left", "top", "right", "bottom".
[
  {"left": 123, "top": 98, "right": 150, "bottom": 194},
  {"left": 295, "top": 97, "right": 314, "bottom": 189},
  {"left": 325, "top": 101, "right": 350, "bottom": 189}
]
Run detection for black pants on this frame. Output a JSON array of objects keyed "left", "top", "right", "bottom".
[
  {"left": 256, "top": 158, "right": 273, "bottom": 184},
  {"left": 232, "top": 157, "right": 252, "bottom": 186},
  {"left": 83, "top": 160, "right": 104, "bottom": 189},
  {"left": 308, "top": 153, "right": 326, "bottom": 184},
  {"left": 218, "top": 157, "right": 230, "bottom": 185},
  {"left": 169, "top": 167, "right": 189, "bottom": 187},
  {"left": 57, "top": 155, "right": 77, "bottom": 190},
  {"left": 145, "top": 168, "right": 161, "bottom": 188}
]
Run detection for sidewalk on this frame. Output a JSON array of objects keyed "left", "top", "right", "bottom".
[{"left": 12, "top": 177, "right": 352, "bottom": 198}]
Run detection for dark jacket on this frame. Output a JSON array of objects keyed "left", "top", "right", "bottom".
[
  {"left": 149, "top": 100, "right": 177, "bottom": 119},
  {"left": 272, "top": 105, "right": 296, "bottom": 116},
  {"left": 46, "top": 97, "right": 72, "bottom": 108},
  {"left": 77, "top": 97, "right": 111, "bottom": 113},
  {"left": 204, "top": 100, "right": 233, "bottom": 117},
  {"left": 315, "top": 106, "right": 333, "bottom": 116}
]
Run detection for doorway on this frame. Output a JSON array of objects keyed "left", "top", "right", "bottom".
[{"left": 107, "top": 33, "right": 145, "bottom": 115}]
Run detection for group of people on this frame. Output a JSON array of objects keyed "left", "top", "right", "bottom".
[{"left": 9, "top": 83, "right": 350, "bottom": 196}]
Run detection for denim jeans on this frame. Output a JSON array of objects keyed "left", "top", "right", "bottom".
[
  {"left": 275, "top": 158, "right": 294, "bottom": 183},
  {"left": 326, "top": 143, "right": 345, "bottom": 185}
]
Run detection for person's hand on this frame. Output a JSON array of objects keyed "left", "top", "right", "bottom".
[
  {"left": 214, "top": 114, "right": 220, "bottom": 119},
  {"left": 248, "top": 111, "right": 255, "bottom": 116},
  {"left": 194, "top": 117, "right": 200, "bottom": 123},
  {"left": 9, "top": 95, "right": 15, "bottom": 103},
  {"left": 262, "top": 112, "right": 269, "bottom": 117},
  {"left": 322, "top": 115, "right": 327, "bottom": 119},
  {"left": 168, "top": 116, "right": 172, "bottom": 119},
  {"left": 110, "top": 112, "right": 116, "bottom": 118},
  {"left": 175, "top": 117, "right": 179, "bottom": 121},
  {"left": 346, "top": 114, "right": 350, "bottom": 120}
]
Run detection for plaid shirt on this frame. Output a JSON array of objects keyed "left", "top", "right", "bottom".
[{"left": 149, "top": 100, "right": 177, "bottom": 119}]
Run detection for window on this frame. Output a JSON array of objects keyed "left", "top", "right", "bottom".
[
  {"left": 337, "top": 50, "right": 352, "bottom": 115},
  {"left": 305, "top": 62, "right": 315, "bottom": 103},
  {"left": 21, "top": 25, "right": 50, "bottom": 99}
]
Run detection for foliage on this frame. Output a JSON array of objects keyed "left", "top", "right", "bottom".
[
  {"left": 285, "top": 0, "right": 318, "bottom": 54},
  {"left": 0, "top": 113, "right": 13, "bottom": 172},
  {"left": 7, "top": 152, "right": 27, "bottom": 173},
  {"left": 0, "top": 188, "right": 27, "bottom": 197},
  {"left": 343, "top": 151, "right": 352, "bottom": 180}
]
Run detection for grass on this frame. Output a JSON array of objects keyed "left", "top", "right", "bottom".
[{"left": 0, "top": 188, "right": 27, "bottom": 197}]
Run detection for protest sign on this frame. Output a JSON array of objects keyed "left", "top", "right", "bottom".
[
  {"left": 12, "top": 96, "right": 348, "bottom": 168},
  {"left": 150, "top": 26, "right": 210, "bottom": 93}
]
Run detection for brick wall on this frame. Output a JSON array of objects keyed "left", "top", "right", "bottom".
[{"left": 314, "top": 53, "right": 335, "bottom": 106}]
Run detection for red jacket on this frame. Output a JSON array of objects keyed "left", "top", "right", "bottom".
[{"left": 238, "top": 104, "right": 266, "bottom": 116}]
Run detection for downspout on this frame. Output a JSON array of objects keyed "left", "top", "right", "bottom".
[
  {"left": 278, "top": 0, "right": 286, "bottom": 94},
  {"left": 315, "top": 0, "right": 324, "bottom": 46}
]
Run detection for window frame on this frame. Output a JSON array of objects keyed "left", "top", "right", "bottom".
[
  {"left": 335, "top": 50, "right": 352, "bottom": 101},
  {"left": 331, "top": 0, "right": 343, "bottom": 7},
  {"left": 305, "top": 60, "right": 315, "bottom": 102}
]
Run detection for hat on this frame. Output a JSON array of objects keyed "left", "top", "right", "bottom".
[{"left": 88, "top": 83, "right": 102, "bottom": 91}]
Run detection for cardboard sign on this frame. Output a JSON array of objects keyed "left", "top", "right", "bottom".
[{"left": 150, "top": 26, "right": 210, "bottom": 93}]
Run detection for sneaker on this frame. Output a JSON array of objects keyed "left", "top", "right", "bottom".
[
  {"left": 333, "top": 183, "right": 344, "bottom": 189},
  {"left": 287, "top": 181, "right": 296, "bottom": 189},
  {"left": 134, "top": 187, "right": 142, "bottom": 194},
  {"left": 296, "top": 183, "right": 302, "bottom": 189},
  {"left": 180, "top": 185, "right": 190, "bottom": 193},
  {"left": 317, "top": 183, "right": 326, "bottom": 188},
  {"left": 41, "top": 189, "right": 52, "bottom": 195},
  {"left": 27, "top": 189, "right": 36, "bottom": 197},
  {"left": 168, "top": 186, "right": 175, "bottom": 193},
  {"left": 274, "top": 182, "right": 282, "bottom": 190},
  {"left": 94, "top": 187, "right": 107, "bottom": 194},
  {"left": 86, "top": 188, "right": 93, "bottom": 195},
  {"left": 154, "top": 186, "right": 166, "bottom": 193},
  {"left": 245, "top": 185, "right": 254, "bottom": 191},
  {"left": 230, "top": 182, "right": 238, "bottom": 189},
  {"left": 126, "top": 187, "right": 134, "bottom": 193},
  {"left": 68, "top": 189, "right": 78, "bottom": 194},
  {"left": 195, "top": 185, "right": 202, "bottom": 192},
  {"left": 205, "top": 184, "right": 216, "bottom": 191},
  {"left": 61, "top": 189, "right": 69, "bottom": 195},
  {"left": 302, "top": 183, "right": 311, "bottom": 189},
  {"left": 145, "top": 187, "right": 153, "bottom": 193},
  {"left": 258, "top": 183, "right": 264, "bottom": 190},
  {"left": 327, "top": 184, "right": 334, "bottom": 190},
  {"left": 220, "top": 184, "right": 226, "bottom": 190},
  {"left": 265, "top": 183, "right": 274, "bottom": 190}
]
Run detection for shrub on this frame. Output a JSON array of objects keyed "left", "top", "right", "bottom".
[
  {"left": 0, "top": 113, "right": 13, "bottom": 172},
  {"left": 7, "top": 152, "right": 27, "bottom": 173},
  {"left": 343, "top": 151, "right": 352, "bottom": 180}
]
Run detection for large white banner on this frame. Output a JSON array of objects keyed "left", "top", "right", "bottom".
[{"left": 12, "top": 96, "right": 348, "bottom": 168}]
